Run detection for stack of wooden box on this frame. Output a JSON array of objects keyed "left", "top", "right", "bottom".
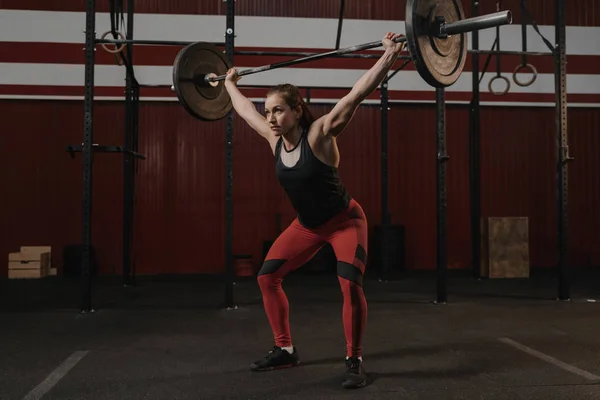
[{"left": 8, "top": 246, "right": 56, "bottom": 279}]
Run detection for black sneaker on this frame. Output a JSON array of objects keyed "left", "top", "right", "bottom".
[
  {"left": 250, "top": 346, "right": 300, "bottom": 371},
  {"left": 342, "top": 357, "right": 367, "bottom": 389}
]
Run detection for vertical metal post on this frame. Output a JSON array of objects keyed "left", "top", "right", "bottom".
[
  {"left": 380, "top": 82, "right": 390, "bottom": 281},
  {"left": 469, "top": 0, "right": 482, "bottom": 280},
  {"left": 436, "top": 88, "right": 449, "bottom": 304},
  {"left": 123, "top": 0, "right": 136, "bottom": 287},
  {"left": 555, "top": 0, "right": 570, "bottom": 301},
  {"left": 132, "top": 84, "right": 140, "bottom": 161},
  {"left": 335, "top": 0, "right": 345, "bottom": 49},
  {"left": 224, "top": 0, "right": 236, "bottom": 309},
  {"left": 81, "top": 0, "right": 96, "bottom": 313}
]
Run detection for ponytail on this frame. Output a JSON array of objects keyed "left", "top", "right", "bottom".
[{"left": 297, "top": 95, "right": 315, "bottom": 130}]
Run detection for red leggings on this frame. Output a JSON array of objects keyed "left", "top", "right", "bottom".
[{"left": 257, "top": 199, "right": 368, "bottom": 358}]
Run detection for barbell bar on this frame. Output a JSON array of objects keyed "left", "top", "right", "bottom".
[
  {"left": 171, "top": 0, "right": 513, "bottom": 121},
  {"left": 204, "top": 10, "right": 512, "bottom": 85},
  {"left": 235, "top": 51, "right": 413, "bottom": 59}
]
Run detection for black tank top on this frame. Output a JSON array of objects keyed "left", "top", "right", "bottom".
[{"left": 275, "top": 130, "right": 351, "bottom": 228}]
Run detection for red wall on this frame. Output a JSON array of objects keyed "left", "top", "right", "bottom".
[
  {"left": 2, "top": 0, "right": 599, "bottom": 26},
  {"left": 1, "top": 100, "right": 599, "bottom": 277}
]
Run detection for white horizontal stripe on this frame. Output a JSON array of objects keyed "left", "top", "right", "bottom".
[
  {"left": 300, "top": 99, "right": 600, "bottom": 108},
  {"left": 2, "top": 95, "right": 598, "bottom": 108},
  {"left": 1, "top": 10, "right": 599, "bottom": 56},
  {"left": 0, "top": 63, "right": 128, "bottom": 87},
  {"left": 341, "top": 19, "right": 599, "bottom": 56},
  {"left": 0, "top": 10, "right": 227, "bottom": 46},
  {"left": 469, "top": 25, "right": 600, "bottom": 57},
  {"left": 1, "top": 63, "right": 599, "bottom": 95},
  {"left": 453, "top": 71, "right": 600, "bottom": 95}
]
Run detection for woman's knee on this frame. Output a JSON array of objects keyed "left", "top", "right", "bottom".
[
  {"left": 336, "top": 261, "right": 364, "bottom": 286},
  {"left": 258, "top": 272, "right": 284, "bottom": 292},
  {"left": 257, "top": 259, "right": 285, "bottom": 289},
  {"left": 257, "top": 273, "right": 270, "bottom": 288}
]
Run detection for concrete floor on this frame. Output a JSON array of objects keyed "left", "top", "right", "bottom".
[{"left": 1, "top": 269, "right": 600, "bottom": 399}]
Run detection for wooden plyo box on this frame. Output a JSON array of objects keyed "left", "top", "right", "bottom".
[
  {"left": 480, "top": 217, "right": 530, "bottom": 279},
  {"left": 20, "top": 246, "right": 52, "bottom": 260},
  {"left": 8, "top": 246, "right": 52, "bottom": 279}
]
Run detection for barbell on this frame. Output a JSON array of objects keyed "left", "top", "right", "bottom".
[{"left": 171, "top": 0, "right": 513, "bottom": 121}]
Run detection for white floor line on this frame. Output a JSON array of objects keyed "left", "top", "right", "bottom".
[
  {"left": 22, "top": 351, "right": 89, "bottom": 400},
  {"left": 498, "top": 337, "right": 600, "bottom": 381}
]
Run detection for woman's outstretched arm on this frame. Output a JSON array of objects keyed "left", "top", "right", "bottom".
[
  {"left": 224, "top": 69, "right": 274, "bottom": 143},
  {"left": 320, "top": 32, "right": 405, "bottom": 137}
]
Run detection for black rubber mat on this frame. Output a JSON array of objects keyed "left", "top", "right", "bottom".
[{"left": 1, "top": 269, "right": 600, "bottom": 399}]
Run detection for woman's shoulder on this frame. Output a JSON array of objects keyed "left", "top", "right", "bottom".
[
  {"left": 306, "top": 117, "right": 326, "bottom": 138},
  {"left": 305, "top": 119, "right": 338, "bottom": 154}
]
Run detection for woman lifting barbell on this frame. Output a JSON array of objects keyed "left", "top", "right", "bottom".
[{"left": 223, "top": 32, "right": 405, "bottom": 390}]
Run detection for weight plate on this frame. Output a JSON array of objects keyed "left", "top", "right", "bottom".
[
  {"left": 405, "top": 0, "right": 468, "bottom": 88},
  {"left": 172, "top": 42, "right": 233, "bottom": 121}
]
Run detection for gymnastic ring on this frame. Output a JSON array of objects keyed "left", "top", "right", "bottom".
[
  {"left": 99, "top": 30, "right": 126, "bottom": 54},
  {"left": 512, "top": 63, "right": 538, "bottom": 87},
  {"left": 488, "top": 75, "right": 511, "bottom": 96}
]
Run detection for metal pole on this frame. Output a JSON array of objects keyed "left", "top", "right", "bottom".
[
  {"left": 442, "top": 11, "right": 512, "bottom": 36},
  {"left": 469, "top": 0, "right": 482, "bottom": 280},
  {"left": 123, "top": 0, "right": 135, "bottom": 287},
  {"left": 209, "top": 38, "right": 408, "bottom": 83},
  {"left": 376, "top": 61, "right": 409, "bottom": 281},
  {"left": 208, "top": 11, "right": 511, "bottom": 84},
  {"left": 335, "top": 0, "right": 345, "bottom": 49},
  {"left": 436, "top": 87, "right": 449, "bottom": 304},
  {"left": 96, "top": 39, "right": 225, "bottom": 46},
  {"left": 555, "top": 0, "right": 571, "bottom": 301},
  {"left": 234, "top": 50, "right": 404, "bottom": 60},
  {"left": 468, "top": 49, "right": 553, "bottom": 56},
  {"left": 380, "top": 80, "right": 390, "bottom": 281},
  {"left": 224, "top": 0, "right": 236, "bottom": 309},
  {"left": 132, "top": 81, "right": 140, "bottom": 284},
  {"left": 81, "top": 0, "right": 96, "bottom": 313}
]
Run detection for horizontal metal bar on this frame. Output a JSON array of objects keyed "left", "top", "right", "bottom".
[
  {"left": 234, "top": 50, "right": 413, "bottom": 60},
  {"left": 66, "top": 145, "right": 146, "bottom": 160},
  {"left": 468, "top": 49, "right": 554, "bottom": 56},
  {"left": 208, "top": 35, "right": 409, "bottom": 83},
  {"left": 96, "top": 39, "right": 414, "bottom": 61},
  {"left": 138, "top": 84, "right": 172, "bottom": 88},
  {"left": 240, "top": 84, "right": 357, "bottom": 90},
  {"left": 96, "top": 39, "right": 225, "bottom": 47},
  {"left": 443, "top": 11, "right": 512, "bottom": 36},
  {"left": 137, "top": 83, "right": 380, "bottom": 91}
]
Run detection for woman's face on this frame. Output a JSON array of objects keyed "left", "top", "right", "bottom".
[{"left": 264, "top": 93, "right": 300, "bottom": 137}]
